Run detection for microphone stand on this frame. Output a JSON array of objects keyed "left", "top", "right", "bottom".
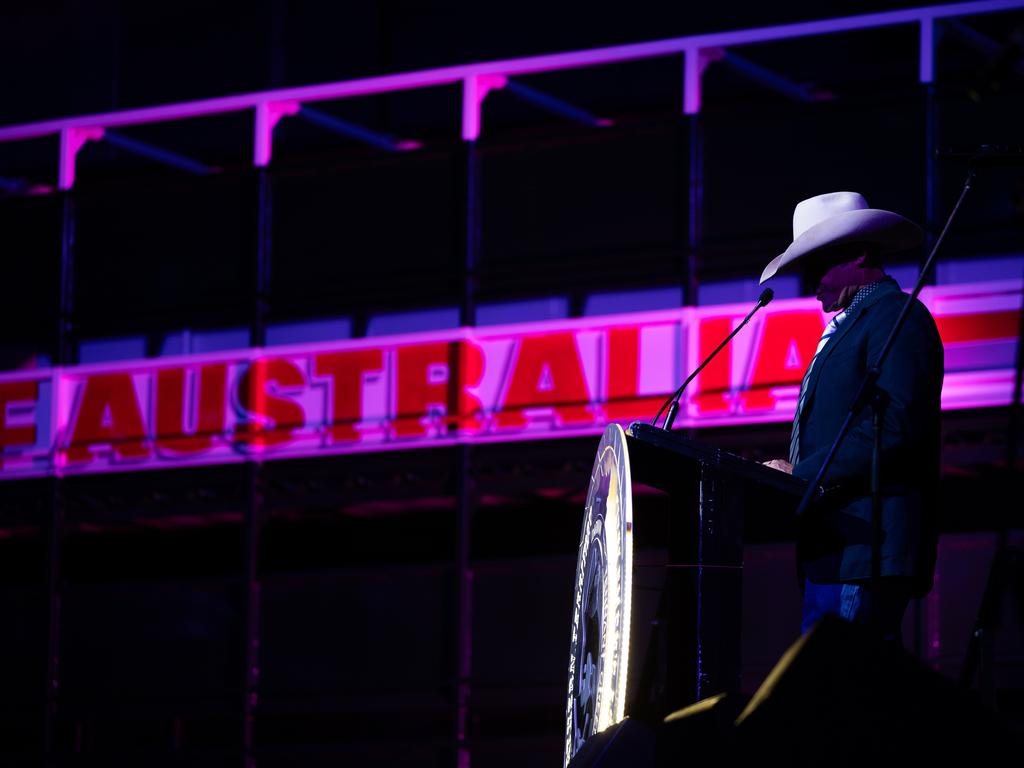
[
  {"left": 651, "top": 289, "right": 773, "bottom": 431},
  {"left": 793, "top": 164, "right": 976, "bottom": 604},
  {"left": 958, "top": 241, "right": 1024, "bottom": 699}
]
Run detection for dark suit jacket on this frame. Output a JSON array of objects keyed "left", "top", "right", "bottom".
[{"left": 791, "top": 276, "right": 944, "bottom": 596}]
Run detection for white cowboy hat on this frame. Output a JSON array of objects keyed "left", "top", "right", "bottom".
[{"left": 759, "top": 191, "right": 922, "bottom": 284}]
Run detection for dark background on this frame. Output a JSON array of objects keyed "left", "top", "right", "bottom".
[{"left": 0, "top": 2, "right": 1022, "bottom": 766}]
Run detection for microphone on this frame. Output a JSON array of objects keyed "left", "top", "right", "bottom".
[{"left": 652, "top": 287, "right": 774, "bottom": 431}]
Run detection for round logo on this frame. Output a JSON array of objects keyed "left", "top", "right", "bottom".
[{"left": 564, "top": 423, "right": 633, "bottom": 767}]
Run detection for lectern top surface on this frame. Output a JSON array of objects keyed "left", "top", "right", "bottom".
[{"left": 626, "top": 422, "right": 807, "bottom": 498}]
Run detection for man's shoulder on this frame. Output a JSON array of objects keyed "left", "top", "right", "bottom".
[
  {"left": 861, "top": 284, "right": 942, "bottom": 351},
  {"left": 866, "top": 282, "right": 936, "bottom": 324}
]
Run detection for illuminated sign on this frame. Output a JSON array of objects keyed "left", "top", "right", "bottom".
[
  {"left": 0, "top": 279, "right": 1019, "bottom": 479},
  {"left": 565, "top": 424, "right": 633, "bottom": 766}
]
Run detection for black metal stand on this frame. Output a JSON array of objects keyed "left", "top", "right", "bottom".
[
  {"left": 958, "top": 247, "right": 1024, "bottom": 699},
  {"left": 793, "top": 166, "right": 977, "bottom": 606},
  {"left": 869, "top": 390, "right": 888, "bottom": 591},
  {"left": 958, "top": 545, "right": 1024, "bottom": 703}
]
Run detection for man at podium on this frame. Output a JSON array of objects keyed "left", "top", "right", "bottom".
[{"left": 760, "top": 192, "right": 945, "bottom": 643}]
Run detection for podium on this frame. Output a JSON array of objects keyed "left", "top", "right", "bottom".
[
  {"left": 624, "top": 422, "right": 806, "bottom": 710},
  {"left": 564, "top": 422, "right": 806, "bottom": 766}
]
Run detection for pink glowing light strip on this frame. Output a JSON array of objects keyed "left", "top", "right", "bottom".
[
  {"left": 0, "top": 279, "right": 1019, "bottom": 481},
  {"left": 0, "top": 0, "right": 1021, "bottom": 182}
]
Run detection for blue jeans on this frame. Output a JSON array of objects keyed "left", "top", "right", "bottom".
[{"left": 801, "top": 578, "right": 910, "bottom": 644}]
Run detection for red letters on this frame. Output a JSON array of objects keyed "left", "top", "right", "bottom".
[
  {"left": 67, "top": 373, "right": 150, "bottom": 463},
  {"left": 741, "top": 311, "right": 823, "bottom": 411},
  {"left": 155, "top": 364, "right": 228, "bottom": 455},
  {"left": 603, "top": 327, "right": 666, "bottom": 422},
  {"left": 0, "top": 286, "right": 1016, "bottom": 480},
  {"left": 393, "top": 341, "right": 485, "bottom": 438},
  {"left": 314, "top": 349, "right": 384, "bottom": 444},
  {"left": 936, "top": 310, "right": 1019, "bottom": 344},
  {"left": 234, "top": 358, "right": 306, "bottom": 449},
  {"left": 0, "top": 380, "right": 39, "bottom": 469},
  {"left": 498, "top": 332, "right": 593, "bottom": 428}
]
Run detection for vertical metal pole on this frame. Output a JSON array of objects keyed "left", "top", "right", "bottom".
[
  {"left": 683, "top": 48, "right": 706, "bottom": 308},
  {"left": 242, "top": 463, "right": 264, "bottom": 768},
  {"left": 58, "top": 194, "right": 76, "bottom": 366},
  {"left": 870, "top": 399, "right": 885, "bottom": 596},
  {"left": 920, "top": 19, "right": 940, "bottom": 657},
  {"left": 924, "top": 83, "right": 940, "bottom": 266},
  {"left": 460, "top": 140, "right": 480, "bottom": 329},
  {"left": 43, "top": 476, "right": 64, "bottom": 765},
  {"left": 454, "top": 446, "right": 474, "bottom": 768},
  {"left": 686, "top": 115, "right": 703, "bottom": 307},
  {"left": 44, "top": 191, "right": 77, "bottom": 763},
  {"left": 683, "top": 111, "right": 704, "bottom": 441},
  {"left": 453, "top": 137, "right": 480, "bottom": 768},
  {"left": 242, "top": 168, "right": 272, "bottom": 766},
  {"left": 254, "top": 169, "right": 272, "bottom": 347},
  {"left": 920, "top": 82, "right": 939, "bottom": 656},
  {"left": 922, "top": 18, "right": 939, "bottom": 272}
]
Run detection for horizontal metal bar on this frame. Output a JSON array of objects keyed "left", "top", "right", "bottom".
[
  {"left": 103, "top": 130, "right": 216, "bottom": 175},
  {"left": 0, "top": 176, "right": 30, "bottom": 194},
  {"left": 945, "top": 19, "right": 1024, "bottom": 75},
  {"left": 504, "top": 79, "right": 612, "bottom": 127},
  {"left": 296, "top": 107, "right": 421, "bottom": 152},
  {"left": 0, "top": 0, "right": 1020, "bottom": 143},
  {"left": 721, "top": 51, "right": 827, "bottom": 102}
]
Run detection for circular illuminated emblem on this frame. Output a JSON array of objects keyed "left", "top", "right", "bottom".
[{"left": 564, "top": 423, "right": 633, "bottom": 767}]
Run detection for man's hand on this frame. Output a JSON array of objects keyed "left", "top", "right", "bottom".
[{"left": 762, "top": 459, "right": 794, "bottom": 474}]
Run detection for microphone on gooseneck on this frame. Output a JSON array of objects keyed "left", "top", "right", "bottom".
[{"left": 652, "top": 287, "right": 774, "bottom": 431}]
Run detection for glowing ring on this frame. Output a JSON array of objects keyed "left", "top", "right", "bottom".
[{"left": 564, "top": 423, "right": 633, "bottom": 767}]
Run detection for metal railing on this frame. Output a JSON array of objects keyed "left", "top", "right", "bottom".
[{"left": 0, "top": 0, "right": 1021, "bottom": 189}]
